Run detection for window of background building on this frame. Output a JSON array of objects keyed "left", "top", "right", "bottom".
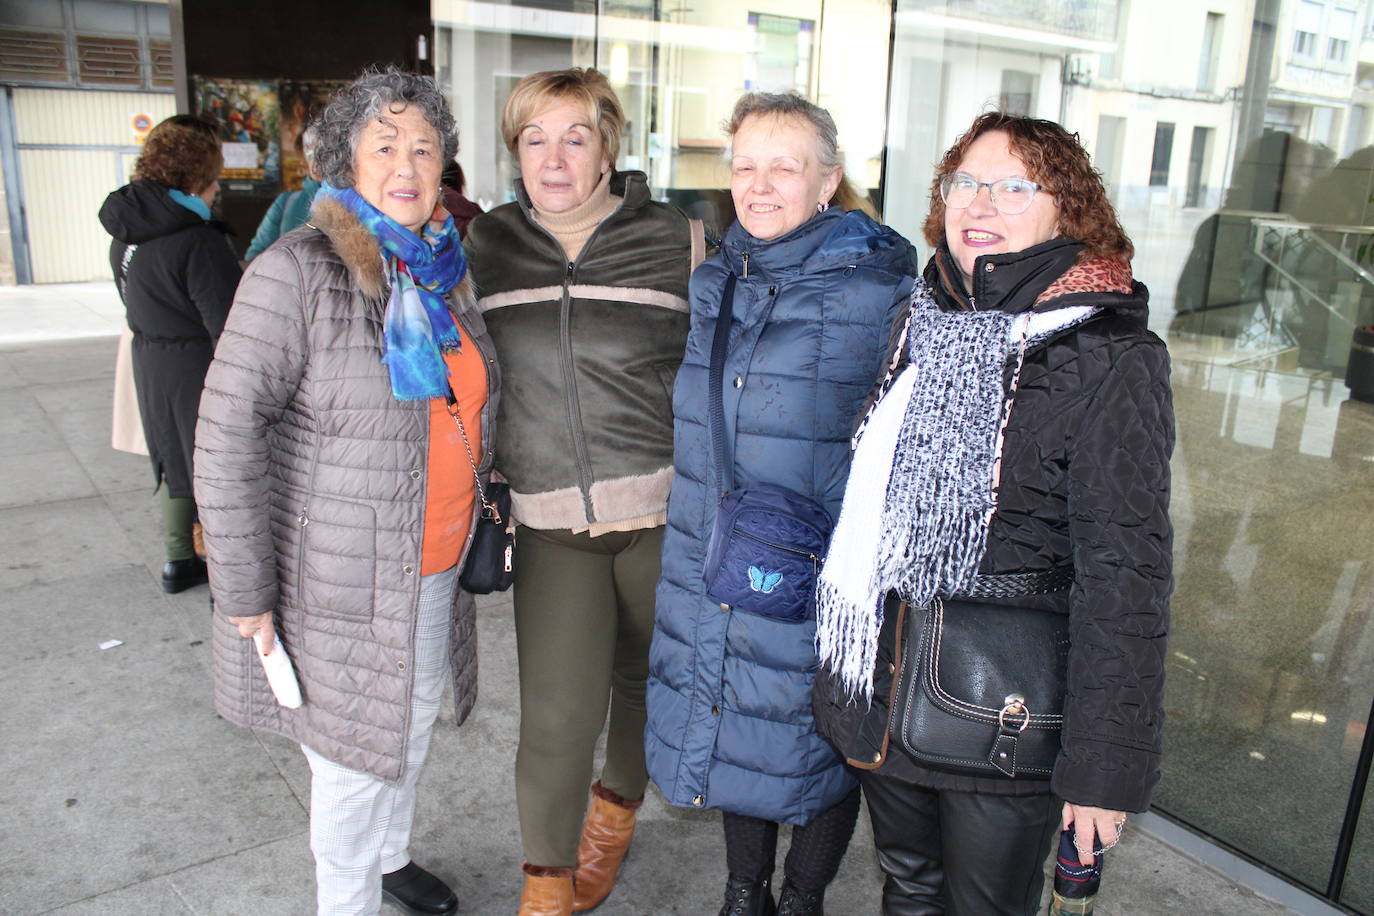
[
  {"left": 1150, "top": 121, "right": 1175, "bottom": 186},
  {"left": 1198, "top": 12, "right": 1223, "bottom": 91},
  {"left": 1185, "top": 125, "right": 1213, "bottom": 206},
  {"left": 746, "top": 12, "right": 814, "bottom": 92},
  {"left": 998, "top": 69, "right": 1037, "bottom": 116},
  {"left": 1294, "top": 0, "right": 1324, "bottom": 58},
  {"left": 1330, "top": 6, "right": 1357, "bottom": 62}
]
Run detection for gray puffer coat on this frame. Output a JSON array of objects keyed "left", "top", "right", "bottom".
[{"left": 195, "top": 197, "right": 499, "bottom": 782}]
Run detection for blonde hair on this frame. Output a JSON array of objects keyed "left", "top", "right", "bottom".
[
  {"left": 501, "top": 68, "right": 625, "bottom": 164},
  {"left": 831, "top": 175, "right": 878, "bottom": 218}
]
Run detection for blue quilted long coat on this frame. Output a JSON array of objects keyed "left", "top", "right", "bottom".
[{"left": 646, "top": 207, "right": 917, "bottom": 825}]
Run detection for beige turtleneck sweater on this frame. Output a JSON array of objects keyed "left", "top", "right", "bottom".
[
  {"left": 531, "top": 169, "right": 618, "bottom": 262},
  {"left": 532, "top": 169, "right": 665, "bottom": 537}
]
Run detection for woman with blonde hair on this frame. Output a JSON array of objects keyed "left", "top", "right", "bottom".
[{"left": 464, "top": 68, "right": 698, "bottom": 914}]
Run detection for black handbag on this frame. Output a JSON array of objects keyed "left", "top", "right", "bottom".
[
  {"left": 892, "top": 597, "right": 1069, "bottom": 778},
  {"left": 458, "top": 480, "right": 514, "bottom": 594},
  {"left": 444, "top": 386, "right": 515, "bottom": 594}
]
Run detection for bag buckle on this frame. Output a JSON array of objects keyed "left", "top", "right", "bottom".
[
  {"left": 481, "top": 501, "right": 502, "bottom": 524},
  {"left": 997, "top": 694, "right": 1030, "bottom": 732},
  {"left": 989, "top": 694, "right": 1030, "bottom": 778}
]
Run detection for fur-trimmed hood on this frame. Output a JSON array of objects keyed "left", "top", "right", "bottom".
[{"left": 309, "top": 194, "right": 476, "bottom": 308}]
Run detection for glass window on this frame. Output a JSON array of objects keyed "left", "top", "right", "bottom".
[
  {"left": 877, "top": 0, "right": 1374, "bottom": 906},
  {"left": 1185, "top": 125, "right": 1213, "bottom": 207},
  {"left": 0, "top": 0, "right": 64, "bottom": 28},
  {"left": 72, "top": 0, "right": 137, "bottom": 34},
  {"left": 1150, "top": 121, "right": 1175, "bottom": 186},
  {"left": 1198, "top": 12, "right": 1223, "bottom": 92},
  {"left": 432, "top": 0, "right": 891, "bottom": 235}
]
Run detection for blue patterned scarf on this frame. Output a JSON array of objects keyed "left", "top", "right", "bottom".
[{"left": 319, "top": 183, "right": 467, "bottom": 401}]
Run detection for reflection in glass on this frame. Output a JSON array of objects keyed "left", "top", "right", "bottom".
[
  {"left": 431, "top": 0, "right": 890, "bottom": 237},
  {"left": 884, "top": 0, "right": 1374, "bottom": 906},
  {"left": 430, "top": 0, "right": 1374, "bottom": 906}
]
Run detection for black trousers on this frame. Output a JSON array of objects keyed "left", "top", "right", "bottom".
[{"left": 861, "top": 772, "right": 1060, "bottom": 916}]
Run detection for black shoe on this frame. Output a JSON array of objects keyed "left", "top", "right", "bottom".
[
  {"left": 161, "top": 557, "right": 208, "bottom": 594},
  {"left": 776, "top": 881, "right": 823, "bottom": 916},
  {"left": 719, "top": 873, "right": 775, "bottom": 916},
  {"left": 382, "top": 862, "right": 458, "bottom": 915}
]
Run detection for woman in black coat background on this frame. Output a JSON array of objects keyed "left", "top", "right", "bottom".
[{"left": 99, "top": 115, "right": 241, "bottom": 593}]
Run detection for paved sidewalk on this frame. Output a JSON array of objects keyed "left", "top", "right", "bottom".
[{"left": 0, "top": 284, "right": 1307, "bottom": 914}]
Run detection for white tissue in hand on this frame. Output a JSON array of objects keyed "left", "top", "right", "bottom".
[{"left": 254, "top": 633, "right": 302, "bottom": 708}]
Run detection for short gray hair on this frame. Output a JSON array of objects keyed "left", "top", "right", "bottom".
[
  {"left": 725, "top": 92, "right": 840, "bottom": 171},
  {"left": 313, "top": 68, "right": 458, "bottom": 188}
]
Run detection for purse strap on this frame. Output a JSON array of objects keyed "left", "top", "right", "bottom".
[
  {"left": 707, "top": 272, "right": 739, "bottom": 496},
  {"left": 444, "top": 385, "right": 502, "bottom": 524}
]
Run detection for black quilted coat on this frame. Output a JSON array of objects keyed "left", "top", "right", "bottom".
[{"left": 813, "top": 237, "right": 1174, "bottom": 813}]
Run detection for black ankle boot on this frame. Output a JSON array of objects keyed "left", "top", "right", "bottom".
[
  {"left": 719, "top": 873, "right": 776, "bottom": 916},
  {"left": 382, "top": 861, "right": 457, "bottom": 915},
  {"left": 776, "top": 880, "right": 823, "bottom": 916},
  {"left": 161, "top": 557, "right": 208, "bottom": 594}
]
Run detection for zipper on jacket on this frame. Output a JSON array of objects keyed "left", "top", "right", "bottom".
[
  {"left": 522, "top": 193, "right": 628, "bottom": 525},
  {"left": 559, "top": 259, "right": 598, "bottom": 522},
  {"left": 741, "top": 251, "right": 750, "bottom": 279}
]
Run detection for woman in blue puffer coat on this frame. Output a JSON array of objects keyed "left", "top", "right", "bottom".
[{"left": 646, "top": 92, "right": 918, "bottom": 916}]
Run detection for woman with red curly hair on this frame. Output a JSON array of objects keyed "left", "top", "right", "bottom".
[
  {"left": 99, "top": 115, "right": 241, "bottom": 594},
  {"left": 813, "top": 112, "right": 1174, "bottom": 914}
]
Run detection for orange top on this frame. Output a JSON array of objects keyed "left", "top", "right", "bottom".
[{"left": 421, "top": 326, "right": 489, "bottom": 575}]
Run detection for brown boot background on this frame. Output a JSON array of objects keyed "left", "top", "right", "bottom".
[
  {"left": 519, "top": 863, "right": 574, "bottom": 916},
  {"left": 571, "top": 781, "right": 643, "bottom": 912}
]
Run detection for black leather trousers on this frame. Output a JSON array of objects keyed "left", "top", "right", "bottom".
[{"left": 861, "top": 772, "right": 1060, "bottom": 915}]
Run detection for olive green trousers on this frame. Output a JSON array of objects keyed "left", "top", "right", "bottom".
[{"left": 512, "top": 524, "right": 662, "bottom": 867}]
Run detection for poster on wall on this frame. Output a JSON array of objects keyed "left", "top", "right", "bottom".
[
  {"left": 279, "top": 80, "right": 347, "bottom": 191},
  {"left": 194, "top": 77, "right": 281, "bottom": 194}
]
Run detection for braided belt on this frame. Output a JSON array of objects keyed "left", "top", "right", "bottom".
[{"left": 960, "top": 566, "right": 1074, "bottom": 600}]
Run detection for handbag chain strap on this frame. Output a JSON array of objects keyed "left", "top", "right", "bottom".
[{"left": 444, "top": 385, "right": 501, "bottom": 524}]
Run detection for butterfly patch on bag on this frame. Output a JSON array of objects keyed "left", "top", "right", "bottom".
[{"left": 748, "top": 565, "right": 783, "bottom": 594}]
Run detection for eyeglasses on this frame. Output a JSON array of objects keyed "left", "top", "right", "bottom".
[{"left": 939, "top": 173, "right": 1048, "bottom": 215}]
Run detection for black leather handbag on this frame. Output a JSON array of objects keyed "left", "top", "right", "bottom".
[
  {"left": 893, "top": 597, "right": 1069, "bottom": 778},
  {"left": 444, "top": 385, "right": 515, "bottom": 595},
  {"left": 458, "top": 480, "right": 514, "bottom": 594}
]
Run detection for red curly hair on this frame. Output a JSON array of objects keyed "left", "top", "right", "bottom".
[
  {"left": 132, "top": 115, "right": 222, "bottom": 194},
  {"left": 923, "top": 112, "right": 1133, "bottom": 263}
]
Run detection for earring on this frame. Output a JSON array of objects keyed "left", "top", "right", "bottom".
[{"left": 817, "top": 202, "right": 830, "bottom": 213}]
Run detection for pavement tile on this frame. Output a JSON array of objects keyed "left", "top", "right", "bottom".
[
  {"left": 34, "top": 877, "right": 191, "bottom": 916},
  {"left": 0, "top": 450, "right": 97, "bottom": 509},
  {"left": 0, "top": 567, "right": 307, "bottom": 914},
  {"left": 0, "top": 388, "right": 68, "bottom": 456},
  {"left": 1, "top": 338, "right": 116, "bottom": 387},
  {"left": 0, "top": 496, "right": 142, "bottom": 591},
  {"left": 50, "top": 407, "right": 150, "bottom": 496},
  {"left": 162, "top": 836, "right": 316, "bottom": 916}
]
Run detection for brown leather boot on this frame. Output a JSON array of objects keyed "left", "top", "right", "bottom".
[
  {"left": 571, "top": 781, "right": 643, "bottom": 912},
  {"left": 519, "top": 864, "right": 574, "bottom": 916}
]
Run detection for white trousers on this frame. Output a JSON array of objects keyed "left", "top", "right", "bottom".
[{"left": 302, "top": 565, "right": 455, "bottom": 916}]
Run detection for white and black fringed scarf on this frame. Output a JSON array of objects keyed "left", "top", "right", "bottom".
[{"left": 815, "top": 287, "right": 1101, "bottom": 702}]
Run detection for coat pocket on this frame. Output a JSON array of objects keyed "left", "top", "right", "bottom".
[{"left": 298, "top": 495, "right": 378, "bottom": 621}]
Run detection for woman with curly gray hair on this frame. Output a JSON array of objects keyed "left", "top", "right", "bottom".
[{"left": 195, "top": 68, "right": 498, "bottom": 916}]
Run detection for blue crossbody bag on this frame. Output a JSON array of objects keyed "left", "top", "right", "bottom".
[{"left": 701, "top": 274, "right": 833, "bottom": 623}]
